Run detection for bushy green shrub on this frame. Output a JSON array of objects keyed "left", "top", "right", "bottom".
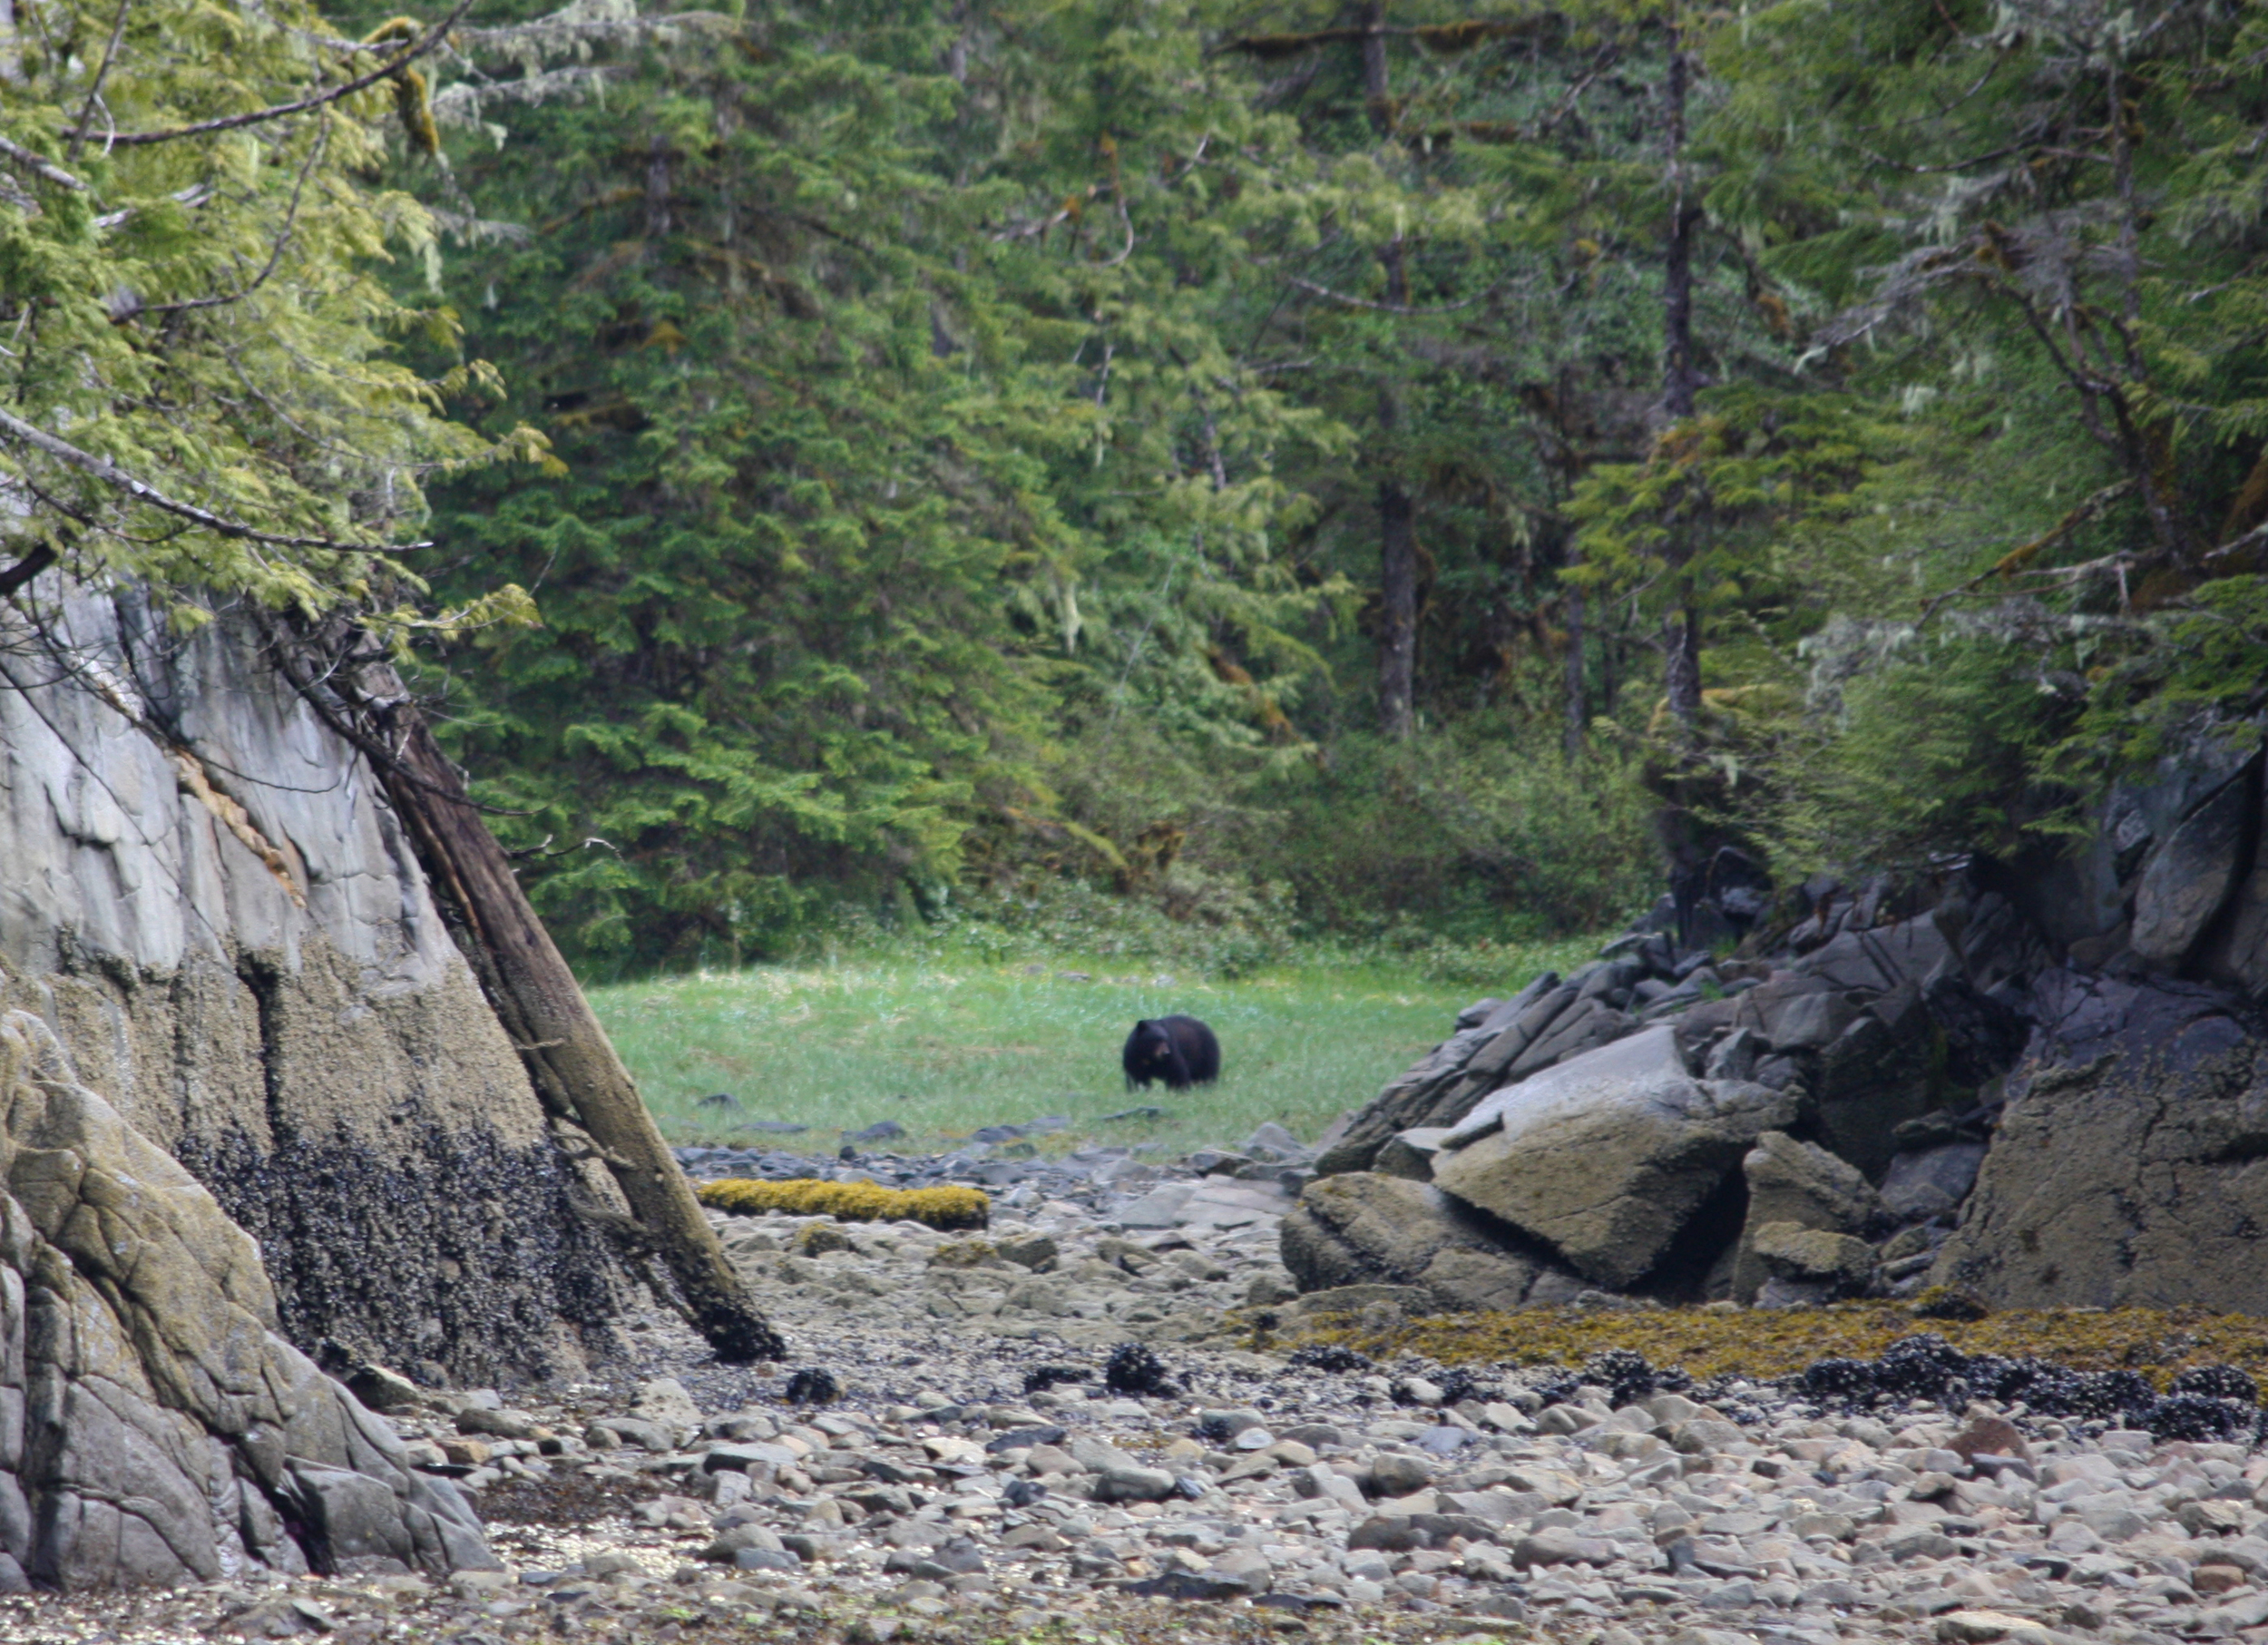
[
  {"left": 959, "top": 715, "right": 1657, "bottom": 967},
  {"left": 1222, "top": 730, "right": 1659, "bottom": 941},
  {"left": 1765, "top": 622, "right": 2079, "bottom": 874}
]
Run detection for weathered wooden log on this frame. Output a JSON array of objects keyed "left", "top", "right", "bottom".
[{"left": 268, "top": 616, "right": 783, "bottom": 1363}]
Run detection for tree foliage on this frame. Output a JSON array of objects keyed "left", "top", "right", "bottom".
[
  {"left": 0, "top": 0, "right": 539, "bottom": 632},
  {"left": 41, "top": 0, "right": 2268, "bottom": 964}
]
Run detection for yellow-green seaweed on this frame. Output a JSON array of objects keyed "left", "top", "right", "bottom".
[
  {"left": 1290, "top": 1303, "right": 2268, "bottom": 1389},
  {"left": 696, "top": 1177, "right": 990, "bottom": 1231}
]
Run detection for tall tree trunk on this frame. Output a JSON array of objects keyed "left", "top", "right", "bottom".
[
  {"left": 1661, "top": 19, "right": 1700, "bottom": 425},
  {"left": 1364, "top": 1, "right": 1418, "bottom": 738},
  {"left": 1659, "top": 9, "right": 1704, "bottom": 729},
  {"left": 1562, "top": 583, "right": 1587, "bottom": 760},
  {"left": 1360, "top": 0, "right": 1392, "bottom": 136},
  {"left": 1378, "top": 474, "right": 1416, "bottom": 736},
  {"left": 268, "top": 619, "right": 785, "bottom": 1364},
  {"left": 1662, "top": 605, "right": 1702, "bottom": 729}
]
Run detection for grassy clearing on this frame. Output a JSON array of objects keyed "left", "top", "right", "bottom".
[
  {"left": 1300, "top": 1303, "right": 2268, "bottom": 1386},
  {"left": 588, "top": 935, "right": 1600, "bottom": 1155}
]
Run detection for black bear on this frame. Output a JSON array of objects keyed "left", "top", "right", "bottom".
[{"left": 1120, "top": 1015, "right": 1220, "bottom": 1091}]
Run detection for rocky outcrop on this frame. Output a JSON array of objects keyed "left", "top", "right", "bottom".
[
  {"left": 1930, "top": 971, "right": 2268, "bottom": 1310},
  {"left": 1295, "top": 724, "right": 2268, "bottom": 1317},
  {"left": 1305, "top": 906, "right": 1983, "bottom": 1302},
  {"left": 2131, "top": 754, "right": 2260, "bottom": 966},
  {"left": 0, "top": 1009, "right": 494, "bottom": 1587},
  {"left": 0, "top": 593, "right": 631, "bottom": 1383},
  {"left": 1729, "top": 1131, "right": 1882, "bottom": 1304}
]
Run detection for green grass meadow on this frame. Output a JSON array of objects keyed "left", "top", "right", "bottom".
[{"left": 587, "top": 938, "right": 1600, "bottom": 1158}]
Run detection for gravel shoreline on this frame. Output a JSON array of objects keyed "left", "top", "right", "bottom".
[{"left": 16, "top": 1143, "right": 2268, "bottom": 1645}]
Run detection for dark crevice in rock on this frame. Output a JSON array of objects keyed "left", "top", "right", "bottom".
[{"left": 1631, "top": 1167, "right": 1746, "bottom": 1304}]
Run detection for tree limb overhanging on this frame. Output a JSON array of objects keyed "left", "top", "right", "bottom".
[
  {"left": 0, "top": 406, "right": 426, "bottom": 553},
  {"left": 63, "top": 0, "right": 477, "bottom": 148},
  {"left": 0, "top": 133, "right": 85, "bottom": 191}
]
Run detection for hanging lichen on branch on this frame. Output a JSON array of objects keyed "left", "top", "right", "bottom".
[{"left": 360, "top": 17, "right": 443, "bottom": 154}]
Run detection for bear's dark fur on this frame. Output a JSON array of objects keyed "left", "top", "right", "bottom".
[{"left": 1120, "top": 1015, "right": 1221, "bottom": 1091}]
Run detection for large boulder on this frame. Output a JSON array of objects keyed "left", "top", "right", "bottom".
[
  {"left": 1730, "top": 1131, "right": 1883, "bottom": 1304},
  {"left": 1879, "top": 1141, "right": 1988, "bottom": 1222},
  {"left": 1932, "top": 971, "right": 2268, "bottom": 1311},
  {"left": 2131, "top": 758, "right": 2259, "bottom": 966},
  {"left": 1791, "top": 918, "right": 1950, "bottom": 994},
  {"left": 1808, "top": 984, "right": 1938, "bottom": 1177},
  {"left": 1315, "top": 960, "right": 1657, "bottom": 1178},
  {"left": 2199, "top": 757, "right": 2268, "bottom": 994},
  {"left": 1748, "top": 1222, "right": 1875, "bottom": 1291},
  {"left": 1431, "top": 1027, "right": 1800, "bottom": 1289},
  {"left": 1279, "top": 1172, "right": 1586, "bottom": 1312},
  {"left": 0, "top": 1010, "right": 494, "bottom": 1588},
  {"left": 1731, "top": 974, "right": 1856, "bottom": 1052}
]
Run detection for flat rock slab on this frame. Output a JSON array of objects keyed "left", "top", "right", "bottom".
[
  {"left": 1441, "top": 1025, "right": 1690, "bottom": 1150},
  {"left": 1180, "top": 1182, "right": 1295, "bottom": 1229},
  {"left": 1114, "top": 1184, "right": 1196, "bottom": 1228}
]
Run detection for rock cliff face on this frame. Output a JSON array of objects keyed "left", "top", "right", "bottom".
[{"left": 0, "top": 594, "right": 630, "bottom": 1385}]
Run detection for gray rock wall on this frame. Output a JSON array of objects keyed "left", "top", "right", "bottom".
[
  {"left": 0, "top": 593, "right": 629, "bottom": 1384},
  {"left": 1930, "top": 971, "right": 2268, "bottom": 1309}
]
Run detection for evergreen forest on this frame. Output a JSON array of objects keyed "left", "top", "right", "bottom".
[{"left": 5, "top": 0, "right": 2268, "bottom": 973}]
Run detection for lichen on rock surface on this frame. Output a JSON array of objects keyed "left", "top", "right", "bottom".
[
  {"left": 1932, "top": 968, "right": 2268, "bottom": 1310},
  {"left": 1277, "top": 1170, "right": 1585, "bottom": 1312},
  {"left": 0, "top": 1008, "right": 495, "bottom": 1588}
]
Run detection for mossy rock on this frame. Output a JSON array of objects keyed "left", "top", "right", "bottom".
[
  {"left": 929, "top": 1240, "right": 1002, "bottom": 1269},
  {"left": 1301, "top": 1301, "right": 2268, "bottom": 1387},
  {"left": 796, "top": 1223, "right": 857, "bottom": 1257},
  {"left": 1910, "top": 1285, "right": 1991, "bottom": 1321}
]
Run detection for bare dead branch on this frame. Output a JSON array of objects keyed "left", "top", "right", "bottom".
[
  {"left": 1286, "top": 274, "right": 1491, "bottom": 315},
  {"left": 0, "top": 133, "right": 85, "bottom": 191},
  {"left": 65, "top": 0, "right": 132, "bottom": 162}
]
